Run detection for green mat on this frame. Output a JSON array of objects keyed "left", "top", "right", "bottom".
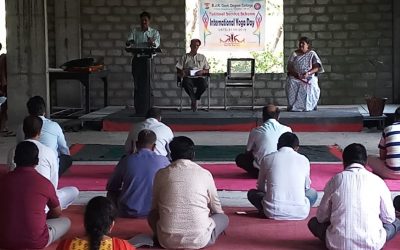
[{"left": 70, "top": 144, "right": 341, "bottom": 162}]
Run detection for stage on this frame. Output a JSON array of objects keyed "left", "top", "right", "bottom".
[{"left": 75, "top": 104, "right": 398, "bottom": 132}]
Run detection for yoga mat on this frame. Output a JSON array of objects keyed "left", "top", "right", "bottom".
[
  {"left": 55, "top": 163, "right": 400, "bottom": 192},
  {"left": 70, "top": 144, "right": 342, "bottom": 162},
  {"left": 45, "top": 206, "right": 400, "bottom": 250}
]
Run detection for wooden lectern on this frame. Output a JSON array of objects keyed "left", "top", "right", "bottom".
[{"left": 125, "top": 47, "right": 161, "bottom": 115}]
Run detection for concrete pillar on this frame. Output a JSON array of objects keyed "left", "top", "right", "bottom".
[
  {"left": 6, "top": 0, "right": 49, "bottom": 127},
  {"left": 394, "top": 0, "right": 400, "bottom": 103},
  {"left": 54, "top": 0, "right": 81, "bottom": 107}
]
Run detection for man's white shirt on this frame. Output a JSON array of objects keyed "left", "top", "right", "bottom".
[{"left": 124, "top": 118, "right": 174, "bottom": 157}]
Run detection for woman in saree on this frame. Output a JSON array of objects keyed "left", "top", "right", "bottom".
[{"left": 286, "top": 37, "right": 324, "bottom": 112}]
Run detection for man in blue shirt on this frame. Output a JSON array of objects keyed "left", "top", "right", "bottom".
[
  {"left": 106, "top": 129, "right": 169, "bottom": 217},
  {"left": 16, "top": 96, "right": 72, "bottom": 176}
]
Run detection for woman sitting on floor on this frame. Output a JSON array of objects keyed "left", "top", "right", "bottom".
[
  {"left": 286, "top": 36, "right": 324, "bottom": 112},
  {"left": 57, "top": 196, "right": 135, "bottom": 250}
]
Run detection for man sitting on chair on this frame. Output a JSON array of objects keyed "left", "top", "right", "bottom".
[{"left": 176, "top": 39, "right": 209, "bottom": 112}]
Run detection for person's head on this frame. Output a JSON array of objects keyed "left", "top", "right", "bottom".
[
  {"left": 298, "top": 36, "right": 312, "bottom": 53},
  {"left": 342, "top": 143, "right": 367, "bottom": 168},
  {"left": 140, "top": 11, "right": 151, "bottom": 31},
  {"left": 26, "top": 96, "right": 46, "bottom": 116},
  {"left": 84, "top": 196, "right": 117, "bottom": 250},
  {"left": 262, "top": 104, "right": 280, "bottom": 122},
  {"left": 189, "top": 39, "right": 201, "bottom": 54},
  {"left": 23, "top": 115, "right": 43, "bottom": 139},
  {"left": 146, "top": 107, "right": 162, "bottom": 120},
  {"left": 169, "top": 136, "right": 195, "bottom": 161},
  {"left": 395, "top": 107, "right": 400, "bottom": 122},
  {"left": 277, "top": 132, "right": 300, "bottom": 150},
  {"left": 136, "top": 129, "right": 157, "bottom": 150},
  {"left": 14, "top": 141, "right": 39, "bottom": 168}
]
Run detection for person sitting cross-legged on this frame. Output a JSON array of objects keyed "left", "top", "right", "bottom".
[
  {"left": 107, "top": 129, "right": 170, "bottom": 218},
  {"left": 124, "top": 107, "right": 173, "bottom": 157},
  {"left": 0, "top": 141, "right": 71, "bottom": 249},
  {"left": 57, "top": 196, "right": 136, "bottom": 250},
  {"left": 368, "top": 106, "right": 400, "bottom": 179},
  {"left": 148, "top": 136, "right": 229, "bottom": 249},
  {"left": 236, "top": 104, "right": 292, "bottom": 178},
  {"left": 16, "top": 96, "right": 72, "bottom": 176},
  {"left": 8, "top": 115, "right": 79, "bottom": 209},
  {"left": 247, "top": 132, "right": 317, "bottom": 220},
  {"left": 308, "top": 143, "right": 400, "bottom": 250}
]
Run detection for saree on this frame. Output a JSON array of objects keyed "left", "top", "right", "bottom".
[{"left": 286, "top": 50, "right": 324, "bottom": 111}]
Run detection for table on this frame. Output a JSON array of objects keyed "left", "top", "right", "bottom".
[{"left": 49, "top": 70, "right": 109, "bottom": 114}]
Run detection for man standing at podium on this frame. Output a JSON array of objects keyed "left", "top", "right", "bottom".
[{"left": 126, "top": 11, "right": 160, "bottom": 115}]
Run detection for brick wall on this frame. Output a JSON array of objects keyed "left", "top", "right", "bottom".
[{"left": 55, "top": 0, "right": 393, "bottom": 108}]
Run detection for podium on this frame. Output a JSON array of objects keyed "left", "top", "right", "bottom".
[{"left": 125, "top": 47, "right": 161, "bottom": 115}]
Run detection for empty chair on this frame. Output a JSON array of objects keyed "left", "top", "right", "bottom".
[{"left": 224, "top": 58, "right": 255, "bottom": 109}]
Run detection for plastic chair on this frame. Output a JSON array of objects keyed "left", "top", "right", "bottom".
[{"left": 224, "top": 58, "right": 255, "bottom": 109}]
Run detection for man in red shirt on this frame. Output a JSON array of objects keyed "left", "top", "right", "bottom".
[{"left": 0, "top": 141, "right": 71, "bottom": 249}]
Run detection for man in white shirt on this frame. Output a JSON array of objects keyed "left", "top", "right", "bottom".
[
  {"left": 16, "top": 96, "right": 72, "bottom": 176},
  {"left": 247, "top": 132, "right": 317, "bottom": 220},
  {"left": 236, "top": 104, "right": 292, "bottom": 177},
  {"left": 308, "top": 143, "right": 400, "bottom": 250},
  {"left": 176, "top": 39, "right": 210, "bottom": 111},
  {"left": 124, "top": 108, "right": 173, "bottom": 157},
  {"left": 10, "top": 116, "right": 78, "bottom": 209},
  {"left": 368, "top": 107, "right": 400, "bottom": 179},
  {"left": 148, "top": 136, "right": 229, "bottom": 249},
  {"left": 126, "top": 11, "right": 160, "bottom": 115}
]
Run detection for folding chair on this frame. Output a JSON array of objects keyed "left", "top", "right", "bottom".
[{"left": 224, "top": 58, "right": 255, "bottom": 109}]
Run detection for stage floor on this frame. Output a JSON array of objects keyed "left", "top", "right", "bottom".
[{"left": 76, "top": 104, "right": 400, "bottom": 132}]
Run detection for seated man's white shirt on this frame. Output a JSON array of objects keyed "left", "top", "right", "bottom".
[
  {"left": 7, "top": 139, "right": 78, "bottom": 209},
  {"left": 176, "top": 53, "right": 209, "bottom": 71},
  {"left": 317, "top": 163, "right": 395, "bottom": 250},
  {"left": 258, "top": 147, "right": 311, "bottom": 220},
  {"left": 247, "top": 119, "right": 292, "bottom": 168},
  {"left": 124, "top": 118, "right": 173, "bottom": 156},
  {"left": 16, "top": 116, "right": 70, "bottom": 156}
]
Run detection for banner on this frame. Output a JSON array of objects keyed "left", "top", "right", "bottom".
[{"left": 199, "top": 0, "right": 265, "bottom": 51}]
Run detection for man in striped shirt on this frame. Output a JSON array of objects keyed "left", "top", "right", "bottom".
[
  {"left": 368, "top": 107, "right": 400, "bottom": 179},
  {"left": 308, "top": 143, "right": 400, "bottom": 250}
]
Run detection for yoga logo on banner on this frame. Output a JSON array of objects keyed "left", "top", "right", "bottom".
[{"left": 199, "top": 0, "right": 265, "bottom": 50}]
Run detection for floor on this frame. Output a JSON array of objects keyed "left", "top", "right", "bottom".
[{"left": 1, "top": 104, "right": 398, "bottom": 207}]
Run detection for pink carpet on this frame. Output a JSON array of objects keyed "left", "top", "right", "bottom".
[
  {"left": 45, "top": 206, "right": 400, "bottom": 250},
  {"left": 1, "top": 163, "right": 400, "bottom": 191}
]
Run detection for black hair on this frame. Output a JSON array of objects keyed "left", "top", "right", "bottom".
[
  {"left": 342, "top": 143, "right": 367, "bottom": 167},
  {"left": 262, "top": 105, "right": 280, "bottom": 121},
  {"left": 14, "top": 141, "right": 39, "bottom": 167},
  {"left": 137, "top": 129, "right": 157, "bottom": 147},
  {"left": 26, "top": 96, "right": 46, "bottom": 116},
  {"left": 84, "top": 196, "right": 117, "bottom": 250},
  {"left": 23, "top": 115, "right": 43, "bottom": 139},
  {"left": 169, "top": 136, "right": 195, "bottom": 161},
  {"left": 145, "top": 107, "right": 161, "bottom": 119},
  {"left": 140, "top": 11, "right": 151, "bottom": 19},
  {"left": 299, "top": 36, "right": 312, "bottom": 48},
  {"left": 277, "top": 132, "right": 299, "bottom": 150}
]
